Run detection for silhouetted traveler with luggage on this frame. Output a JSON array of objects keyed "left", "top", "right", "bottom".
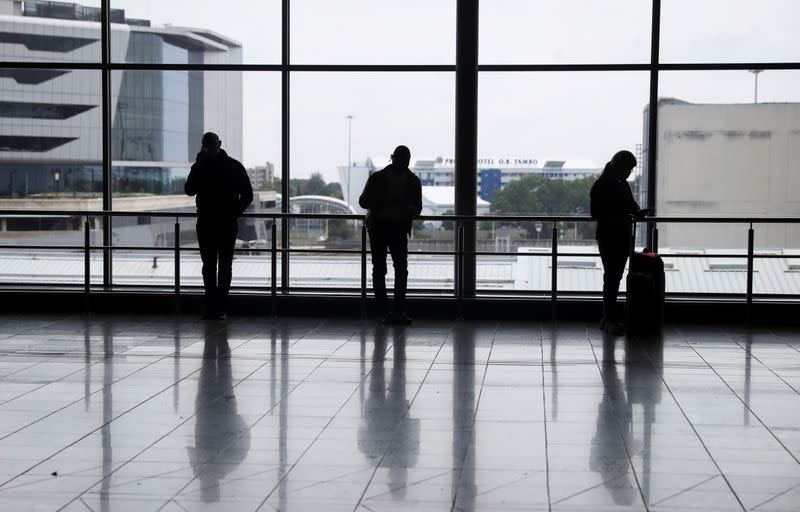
[
  {"left": 185, "top": 132, "right": 253, "bottom": 320},
  {"left": 359, "top": 145, "right": 422, "bottom": 325},
  {"left": 590, "top": 150, "right": 647, "bottom": 334}
]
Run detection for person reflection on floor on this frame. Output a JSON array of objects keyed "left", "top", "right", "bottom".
[
  {"left": 187, "top": 321, "right": 251, "bottom": 503},
  {"left": 590, "top": 330, "right": 639, "bottom": 506},
  {"left": 358, "top": 325, "right": 420, "bottom": 499}
]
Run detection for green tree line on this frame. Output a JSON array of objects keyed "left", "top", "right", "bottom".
[
  {"left": 489, "top": 174, "right": 596, "bottom": 238},
  {"left": 258, "top": 172, "right": 343, "bottom": 199}
]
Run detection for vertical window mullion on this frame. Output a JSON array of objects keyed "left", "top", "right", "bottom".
[
  {"left": 647, "top": 0, "right": 661, "bottom": 250},
  {"left": 455, "top": 0, "right": 479, "bottom": 299},
  {"left": 281, "top": 0, "right": 291, "bottom": 292},
  {"left": 101, "top": 0, "right": 112, "bottom": 287}
]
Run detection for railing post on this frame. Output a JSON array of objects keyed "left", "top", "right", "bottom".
[
  {"left": 746, "top": 223, "right": 754, "bottom": 323},
  {"left": 84, "top": 216, "right": 91, "bottom": 313},
  {"left": 551, "top": 222, "right": 558, "bottom": 322},
  {"left": 271, "top": 221, "right": 277, "bottom": 317},
  {"left": 651, "top": 224, "right": 659, "bottom": 253},
  {"left": 457, "top": 222, "right": 464, "bottom": 320},
  {"left": 174, "top": 218, "right": 180, "bottom": 315},
  {"left": 361, "top": 222, "right": 367, "bottom": 318}
]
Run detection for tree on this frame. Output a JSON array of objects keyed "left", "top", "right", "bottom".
[
  {"left": 327, "top": 218, "right": 354, "bottom": 240},
  {"left": 303, "top": 173, "right": 328, "bottom": 196},
  {"left": 490, "top": 175, "right": 595, "bottom": 238},
  {"left": 441, "top": 210, "right": 456, "bottom": 231}
]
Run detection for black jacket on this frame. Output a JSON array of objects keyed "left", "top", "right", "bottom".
[
  {"left": 185, "top": 149, "right": 253, "bottom": 221},
  {"left": 359, "top": 164, "right": 423, "bottom": 235},
  {"left": 589, "top": 173, "right": 641, "bottom": 239}
]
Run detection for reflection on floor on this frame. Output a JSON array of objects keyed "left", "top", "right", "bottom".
[{"left": 0, "top": 315, "right": 799, "bottom": 511}]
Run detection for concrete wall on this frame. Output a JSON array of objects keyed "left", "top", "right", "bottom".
[{"left": 656, "top": 101, "right": 800, "bottom": 249}]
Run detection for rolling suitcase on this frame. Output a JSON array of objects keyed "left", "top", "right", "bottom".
[
  {"left": 625, "top": 222, "right": 665, "bottom": 333},
  {"left": 626, "top": 252, "right": 665, "bottom": 332}
]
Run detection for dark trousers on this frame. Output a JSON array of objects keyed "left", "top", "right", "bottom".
[
  {"left": 197, "top": 218, "right": 238, "bottom": 313},
  {"left": 368, "top": 222, "right": 409, "bottom": 314},
  {"left": 597, "top": 233, "right": 629, "bottom": 323}
]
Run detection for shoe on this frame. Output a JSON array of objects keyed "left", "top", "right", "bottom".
[{"left": 394, "top": 312, "right": 411, "bottom": 326}]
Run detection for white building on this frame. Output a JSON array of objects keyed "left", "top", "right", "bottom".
[
  {"left": 421, "top": 186, "right": 491, "bottom": 217},
  {"left": 643, "top": 98, "right": 800, "bottom": 249},
  {"left": 338, "top": 155, "right": 600, "bottom": 212},
  {"left": 414, "top": 157, "right": 601, "bottom": 202},
  {"left": 337, "top": 158, "right": 376, "bottom": 214},
  {"left": 247, "top": 162, "right": 275, "bottom": 190}
]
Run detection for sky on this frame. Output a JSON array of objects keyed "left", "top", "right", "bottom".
[{"left": 111, "top": 0, "right": 800, "bottom": 182}]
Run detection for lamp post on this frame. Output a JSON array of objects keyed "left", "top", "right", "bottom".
[
  {"left": 749, "top": 69, "right": 764, "bottom": 103},
  {"left": 345, "top": 114, "right": 354, "bottom": 208}
]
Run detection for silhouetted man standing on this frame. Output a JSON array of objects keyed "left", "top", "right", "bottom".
[
  {"left": 185, "top": 132, "right": 253, "bottom": 319},
  {"left": 590, "top": 150, "right": 646, "bottom": 334},
  {"left": 359, "top": 145, "right": 422, "bottom": 324}
]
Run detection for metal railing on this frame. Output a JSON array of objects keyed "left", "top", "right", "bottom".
[{"left": 0, "top": 209, "right": 798, "bottom": 320}]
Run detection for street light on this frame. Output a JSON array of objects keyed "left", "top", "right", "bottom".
[{"left": 749, "top": 69, "right": 764, "bottom": 103}]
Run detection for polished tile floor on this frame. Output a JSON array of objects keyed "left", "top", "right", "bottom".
[{"left": 1, "top": 315, "right": 800, "bottom": 511}]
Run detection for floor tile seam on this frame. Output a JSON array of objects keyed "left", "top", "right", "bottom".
[
  {"left": 648, "top": 473, "right": 721, "bottom": 506},
  {"left": 448, "top": 322, "right": 500, "bottom": 512},
  {"left": 469, "top": 471, "right": 542, "bottom": 499},
  {"left": 549, "top": 472, "right": 630, "bottom": 506},
  {"left": 647, "top": 340, "right": 748, "bottom": 512},
  {"left": 0, "top": 330, "right": 262, "bottom": 433},
  {"left": 539, "top": 323, "right": 552, "bottom": 512},
  {"left": 686, "top": 343, "right": 800, "bottom": 467},
  {"left": 163, "top": 323, "right": 367, "bottom": 512},
  {"left": 135, "top": 326, "right": 332, "bottom": 510},
  {"left": 1, "top": 326, "right": 278, "bottom": 488},
  {"left": 7, "top": 362, "right": 208, "bottom": 509},
  {"left": 0, "top": 339, "right": 211, "bottom": 442},
  {"left": 0, "top": 354, "right": 136, "bottom": 408},
  {"left": 748, "top": 478, "right": 800, "bottom": 511},
  {"left": 0, "top": 320, "right": 217, "bottom": 408},
  {"left": 171, "top": 499, "right": 191, "bottom": 512},
  {"left": 733, "top": 340, "right": 800, "bottom": 396},
  {"left": 276, "top": 467, "right": 375, "bottom": 495},
  {"left": 75, "top": 463, "right": 199, "bottom": 492},
  {"left": 349, "top": 323, "right": 454, "bottom": 512},
  {"left": 586, "top": 331, "right": 650, "bottom": 512},
  {"left": 53, "top": 331, "right": 299, "bottom": 512},
  {"left": 0, "top": 357, "right": 61, "bottom": 382},
  {"left": 361, "top": 469, "right": 455, "bottom": 502},
  {"left": 782, "top": 341, "right": 800, "bottom": 357}
]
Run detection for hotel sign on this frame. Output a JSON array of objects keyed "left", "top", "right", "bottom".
[{"left": 442, "top": 158, "right": 539, "bottom": 165}]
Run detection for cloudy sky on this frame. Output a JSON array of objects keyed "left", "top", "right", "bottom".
[{"left": 112, "top": 0, "right": 800, "bottom": 181}]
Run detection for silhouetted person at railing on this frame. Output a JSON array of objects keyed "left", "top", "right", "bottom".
[
  {"left": 185, "top": 132, "right": 253, "bottom": 320},
  {"left": 590, "top": 150, "right": 647, "bottom": 334},
  {"left": 359, "top": 145, "right": 422, "bottom": 325}
]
